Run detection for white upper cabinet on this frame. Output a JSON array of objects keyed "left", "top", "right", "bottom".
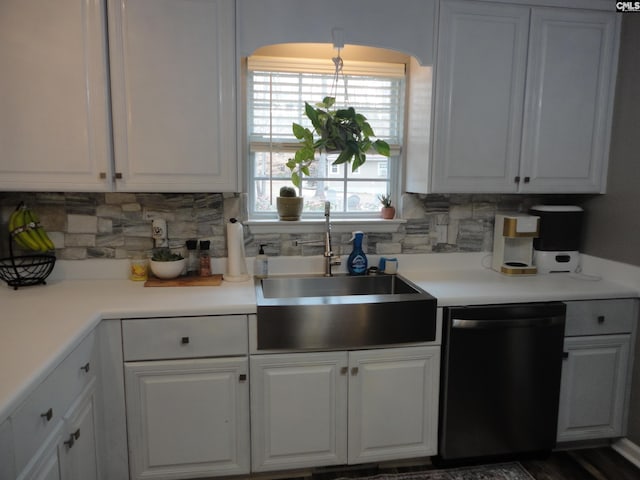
[
  {"left": 0, "top": 0, "right": 112, "bottom": 191},
  {"left": 108, "top": 0, "right": 238, "bottom": 192},
  {"left": 431, "top": 0, "right": 530, "bottom": 193},
  {"left": 427, "top": 0, "right": 619, "bottom": 194},
  {"left": 519, "top": 8, "right": 618, "bottom": 193}
]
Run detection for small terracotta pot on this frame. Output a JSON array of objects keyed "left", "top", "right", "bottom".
[
  {"left": 381, "top": 206, "right": 396, "bottom": 219},
  {"left": 277, "top": 197, "right": 304, "bottom": 221}
]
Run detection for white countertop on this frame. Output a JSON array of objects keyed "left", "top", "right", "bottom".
[
  {"left": 403, "top": 268, "right": 637, "bottom": 306},
  {"left": 0, "top": 252, "right": 638, "bottom": 424},
  {"left": 0, "top": 276, "right": 256, "bottom": 422}
]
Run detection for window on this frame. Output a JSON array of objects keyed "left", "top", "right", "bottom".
[{"left": 247, "top": 55, "right": 405, "bottom": 218}]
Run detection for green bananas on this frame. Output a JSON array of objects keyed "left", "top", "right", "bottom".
[{"left": 8, "top": 203, "right": 55, "bottom": 252}]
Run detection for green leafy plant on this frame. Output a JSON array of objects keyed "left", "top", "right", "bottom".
[
  {"left": 151, "top": 248, "right": 184, "bottom": 262},
  {"left": 378, "top": 194, "right": 392, "bottom": 208},
  {"left": 286, "top": 97, "right": 391, "bottom": 188}
]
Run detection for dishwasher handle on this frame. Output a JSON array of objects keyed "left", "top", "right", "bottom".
[{"left": 452, "top": 316, "right": 564, "bottom": 329}]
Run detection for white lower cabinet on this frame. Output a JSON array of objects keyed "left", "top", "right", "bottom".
[
  {"left": 347, "top": 348, "right": 440, "bottom": 464},
  {"left": 0, "top": 419, "right": 15, "bottom": 480},
  {"left": 61, "top": 383, "right": 100, "bottom": 480},
  {"left": 250, "top": 346, "right": 440, "bottom": 472},
  {"left": 121, "top": 315, "right": 250, "bottom": 480},
  {"left": 17, "top": 379, "right": 100, "bottom": 480},
  {"left": 124, "top": 358, "right": 250, "bottom": 479},
  {"left": 16, "top": 423, "right": 65, "bottom": 480},
  {"left": 557, "top": 335, "right": 630, "bottom": 442},
  {"left": 557, "top": 299, "right": 637, "bottom": 443},
  {"left": 12, "top": 331, "right": 100, "bottom": 480}
]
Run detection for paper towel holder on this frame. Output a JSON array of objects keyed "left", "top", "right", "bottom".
[{"left": 224, "top": 218, "right": 250, "bottom": 282}]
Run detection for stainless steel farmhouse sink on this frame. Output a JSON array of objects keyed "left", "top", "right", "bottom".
[{"left": 255, "top": 274, "right": 437, "bottom": 350}]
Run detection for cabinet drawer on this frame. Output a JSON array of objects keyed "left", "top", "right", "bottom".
[
  {"left": 122, "top": 315, "right": 248, "bottom": 361},
  {"left": 12, "top": 330, "right": 97, "bottom": 472},
  {"left": 565, "top": 299, "right": 637, "bottom": 336}
]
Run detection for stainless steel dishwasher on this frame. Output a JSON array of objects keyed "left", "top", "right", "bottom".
[{"left": 438, "top": 302, "right": 566, "bottom": 461}]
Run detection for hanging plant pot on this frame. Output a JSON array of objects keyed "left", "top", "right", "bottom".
[{"left": 287, "top": 97, "right": 390, "bottom": 188}]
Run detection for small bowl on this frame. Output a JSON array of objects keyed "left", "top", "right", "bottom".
[{"left": 149, "top": 259, "right": 186, "bottom": 279}]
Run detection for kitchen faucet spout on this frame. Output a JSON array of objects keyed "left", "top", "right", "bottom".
[
  {"left": 323, "top": 201, "right": 341, "bottom": 276},
  {"left": 293, "top": 202, "right": 341, "bottom": 276}
]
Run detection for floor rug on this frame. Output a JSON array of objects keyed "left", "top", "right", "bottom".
[{"left": 332, "top": 462, "right": 535, "bottom": 480}]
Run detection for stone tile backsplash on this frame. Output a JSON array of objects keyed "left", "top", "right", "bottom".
[{"left": 0, "top": 191, "right": 586, "bottom": 260}]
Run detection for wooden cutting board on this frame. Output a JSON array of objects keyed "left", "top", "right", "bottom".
[{"left": 144, "top": 274, "right": 223, "bottom": 287}]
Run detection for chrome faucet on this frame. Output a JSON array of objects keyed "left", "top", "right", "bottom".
[
  {"left": 323, "top": 201, "right": 341, "bottom": 276},
  {"left": 294, "top": 201, "right": 341, "bottom": 276}
]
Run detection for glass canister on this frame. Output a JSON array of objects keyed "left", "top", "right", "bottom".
[{"left": 129, "top": 253, "right": 149, "bottom": 281}]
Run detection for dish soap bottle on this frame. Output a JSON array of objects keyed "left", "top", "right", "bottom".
[
  {"left": 347, "top": 231, "right": 368, "bottom": 276},
  {"left": 254, "top": 244, "right": 268, "bottom": 279}
]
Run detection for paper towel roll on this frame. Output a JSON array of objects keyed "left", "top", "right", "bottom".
[{"left": 224, "top": 219, "right": 250, "bottom": 282}]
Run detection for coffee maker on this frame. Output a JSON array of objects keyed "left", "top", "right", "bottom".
[
  {"left": 529, "top": 205, "right": 583, "bottom": 274},
  {"left": 491, "top": 213, "right": 540, "bottom": 275}
]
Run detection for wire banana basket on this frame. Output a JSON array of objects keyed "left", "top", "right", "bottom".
[{"left": 0, "top": 235, "right": 56, "bottom": 290}]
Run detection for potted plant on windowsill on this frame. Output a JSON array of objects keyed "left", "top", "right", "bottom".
[
  {"left": 276, "top": 186, "right": 303, "bottom": 221},
  {"left": 286, "top": 97, "right": 391, "bottom": 187},
  {"left": 378, "top": 194, "right": 396, "bottom": 219}
]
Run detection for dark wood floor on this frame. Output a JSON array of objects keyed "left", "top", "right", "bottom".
[
  {"left": 522, "top": 447, "right": 640, "bottom": 480},
  {"left": 282, "top": 447, "right": 640, "bottom": 480}
]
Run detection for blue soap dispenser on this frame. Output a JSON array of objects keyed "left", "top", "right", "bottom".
[{"left": 347, "top": 231, "right": 368, "bottom": 275}]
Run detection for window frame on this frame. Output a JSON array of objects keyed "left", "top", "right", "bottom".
[{"left": 246, "top": 56, "right": 406, "bottom": 220}]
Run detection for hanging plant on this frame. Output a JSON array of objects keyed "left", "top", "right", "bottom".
[{"left": 286, "top": 96, "right": 391, "bottom": 188}]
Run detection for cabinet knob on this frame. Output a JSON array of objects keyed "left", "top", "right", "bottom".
[
  {"left": 562, "top": 352, "right": 569, "bottom": 359},
  {"left": 80, "top": 362, "right": 90, "bottom": 373},
  {"left": 99, "top": 172, "right": 107, "bottom": 180},
  {"left": 351, "top": 367, "right": 359, "bottom": 375},
  {"left": 40, "top": 408, "right": 53, "bottom": 422},
  {"left": 72, "top": 428, "right": 80, "bottom": 440},
  {"left": 340, "top": 367, "right": 348, "bottom": 375},
  {"left": 514, "top": 176, "right": 521, "bottom": 183},
  {"left": 181, "top": 336, "right": 190, "bottom": 344},
  {"left": 114, "top": 172, "right": 123, "bottom": 180},
  {"left": 597, "top": 315, "right": 605, "bottom": 323},
  {"left": 239, "top": 374, "right": 247, "bottom": 382},
  {"left": 523, "top": 176, "right": 530, "bottom": 183}
]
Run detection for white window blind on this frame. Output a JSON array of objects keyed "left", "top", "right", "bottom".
[{"left": 247, "top": 55, "right": 405, "bottom": 217}]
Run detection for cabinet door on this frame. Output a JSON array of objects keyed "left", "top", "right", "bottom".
[
  {"left": 432, "top": 0, "right": 529, "bottom": 193},
  {"left": 125, "top": 357, "right": 250, "bottom": 479},
  {"left": 0, "top": 0, "right": 111, "bottom": 191},
  {"left": 250, "top": 352, "right": 348, "bottom": 472},
  {"left": 60, "top": 381, "right": 99, "bottom": 480},
  {"left": 520, "top": 9, "right": 618, "bottom": 193},
  {"left": 557, "top": 335, "right": 630, "bottom": 442},
  {"left": 0, "top": 419, "right": 15, "bottom": 480},
  {"left": 347, "top": 347, "right": 440, "bottom": 464},
  {"left": 16, "top": 424, "right": 64, "bottom": 480},
  {"left": 108, "top": 0, "right": 238, "bottom": 192}
]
